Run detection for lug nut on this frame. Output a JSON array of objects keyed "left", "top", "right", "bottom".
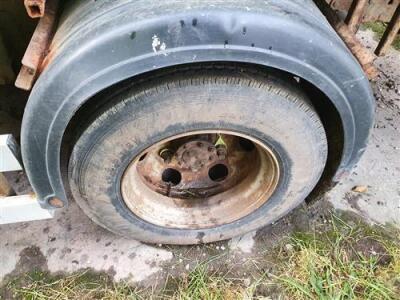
[
  {"left": 216, "top": 145, "right": 227, "bottom": 159},
  {"left": 159, "top": 149, "right": 174, "bottom": 163}
]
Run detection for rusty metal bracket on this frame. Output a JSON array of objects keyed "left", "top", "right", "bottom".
[
  {"left": 0, "top": 173, "right": 14, "bottom": 197},
  {"left": 345, "top": 0, "right": 369, "bottom": 33},
  {"left": 0, "top": 194, "right": 54, "bottom": 224},
  {"left": 315, "top": 0, "right": 378, "bottom": 80},
  {"left": 330, "top": 0, "right": 399, "bottom": 23},
  {"left": 24, "top": 0, "right": 46, "bottom": 18},
  {"left": 16, "top": 0, "right": 58, "bottom": 91},
  {"left": 375, "top": 4, "right": 400, "bottom": 56},
  {"left": 339, "top": 0, "right": 400, "bottom": 57}
]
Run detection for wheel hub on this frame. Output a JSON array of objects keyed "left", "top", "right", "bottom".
[
  {"left": 176, "top": 140, "right": 220, "bottom": 172},
  {"left": 135, "top": 134, "right": 257, "bottom": 199},
  {"left": 121, "top": 131, "right": 280, "bottom": 229}
]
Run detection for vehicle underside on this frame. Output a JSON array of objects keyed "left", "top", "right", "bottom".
[{"left": 0, "top": 0, "right": 399, "bottom": 244}]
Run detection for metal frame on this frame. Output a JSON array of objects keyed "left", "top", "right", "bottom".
[
  {"left": 375, "top": 4, "right": 400, "bottom": 56},
  {"left": 330, "top": 0, "right": 400, "bottom": 23},
  {"left": 315, "top": 0, "right": 378, "bottom": 79},
  {"left": 0, "top": 134, "right": 53, "bottom": 225},
  {"left": 343, "top": 0, "right": 400, "bottom": 56},
  {"left": 0, "top": 135, "right": 22, "bottom": 172},
  {"left": 16, "top": 0, "right": 59, "bottom": 90},
  {"left": 345, "top": 0, "right": 369, "bottom": 33},
  {"left": 0, "top": 194, "right": 54, "bottom": 225},
  {"left": 0, "top": 173, "right": 13, "bottom": 197},
  {"left": 24, "top": 0, "right": 46, "bottom": 18}
]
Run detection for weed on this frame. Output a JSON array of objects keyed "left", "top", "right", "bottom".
[
  {"left": 2, "top": 213, "right": 399, "bottom": 300},
  {"left": 276, "top": 214, "right": 400, "bottom": 299}
]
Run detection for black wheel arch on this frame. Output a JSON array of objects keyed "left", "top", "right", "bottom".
[{"left": 21, "top": 0, "right": 375, "bottom": 208}]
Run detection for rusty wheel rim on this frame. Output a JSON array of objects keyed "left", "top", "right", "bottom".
[{"left": 121, "top": 130, "right": 280, "bottom": 229}]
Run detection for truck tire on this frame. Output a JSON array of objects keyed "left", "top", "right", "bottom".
[{"left": 68, "top": 65, "right": 327, "bottom": 244}]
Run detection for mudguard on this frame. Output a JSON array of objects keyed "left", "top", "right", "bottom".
[{"left": 21, "top": 0, "right": 375, "bottom": 208}]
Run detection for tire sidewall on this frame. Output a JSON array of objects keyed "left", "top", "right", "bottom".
[{"left": 69, "top": 73, "right": 327, "bottom": 244}]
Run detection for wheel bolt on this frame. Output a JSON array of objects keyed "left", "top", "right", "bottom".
[
  {"left": 216, "top": 145, "right": 227, "bottom": 159},
  {"left": 159, "top": 149, "right": 174, "bottom": 163}
]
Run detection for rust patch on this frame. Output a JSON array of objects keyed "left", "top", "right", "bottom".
[
  {"left": 375, "top": 4, "right": 400, "bottom": 56},
  {"left": 316, "top": 0, "right": 379, "bottom": 80},
  {"left": 137, "top": 134, "right": 256, "bottom": 199},
  {"left": 121, "top": 130, "right": 280, "bottom": 229},
  {"left": 24, "top": 0, "right": 46, "bottom": 18},
  {"left": 345, "top": 0, "right": 369, "bottom": 33},
  {"left": 15, "top": 0, "right": 59, "bottom": 90},
  {"left": 330, "top": 0, "right": 399, "bottom": 23},
  {"left": 0, "top": 173, "right": 14, "bottom": 197}
]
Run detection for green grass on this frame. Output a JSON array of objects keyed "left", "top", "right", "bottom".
[
  {"left": 4, "top": 270, "right": 143, "bottom": 300},
  {"left": 2, "top": 214, "right": 399, "bottom": 300},
  {"left": 362, "top": 21, "right": 400, "bottom": 51},
  {"left": 276, "top": 215, "right": 400, "bottom": 299},
  {"left": 166, "top": 264, "right": 243, "bottom": 300},
  {"left": 3, "top": 267, "right": 256, "bottom": 300}
]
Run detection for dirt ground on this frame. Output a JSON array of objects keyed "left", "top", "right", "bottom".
[
  {"left": 0, "top": 29, "right": 399, "bottom": 288},
  {"left": 327, "top": 29, "right": 400, "bottom": 227}
]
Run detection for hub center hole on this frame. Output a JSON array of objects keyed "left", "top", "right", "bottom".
[
  {"left": 208, "top": 164, "right": 229, "bottom": 182},
  {"left": 162, "top": 168, "right": 182, "bottom": 186}
]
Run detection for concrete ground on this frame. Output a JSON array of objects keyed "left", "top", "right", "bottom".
[
  {"left": 327, "top": 30, "right": 400, "bottom": 227},
  {"left": 0, "top": 29, "right": 399, "bottom": 286}
]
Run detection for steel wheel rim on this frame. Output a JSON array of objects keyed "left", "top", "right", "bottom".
[{"left": 121, "top": 130, "right": 280, "bottom": 229}]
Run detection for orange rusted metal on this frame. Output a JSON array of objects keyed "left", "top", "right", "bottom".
[
  {"left": 335, "top": 22, "right": 378, "bottom": 79},
  {"left": 375, "top": 4, "right": 400, "bottom": 56},
  {"left": 48, "top": 197, "right": 64, "bottom": 208},
  {"left": 122, "top": 130, "right": 280, "bottom": 229},
  {"left": 0, "top": 173, "right": 14, "bottom": 197},
  {"left": 316, "top": 0, "right": 378, "bottom": 80},
  {"left": 24, "top": 0, "right": 46, "bottom": 18},
  {"left": 136, "top": 134, "right": 255, "bottom": 199},
  {"left": 330, "top": 0, "right": 399, "bottom": 23},
  {"left": 345, "top": 0, "right": 369, "bottom": 33},
  {"left": 16, "top": 0, "right": 58, "bottom": 91}
]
